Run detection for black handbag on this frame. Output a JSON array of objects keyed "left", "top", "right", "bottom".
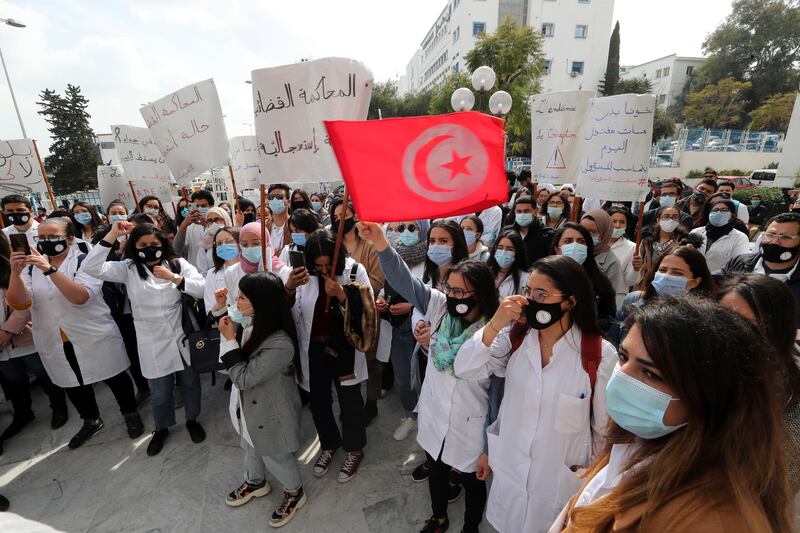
[{"left": 187, "top": 323, "right": 222, "bottom": 373}]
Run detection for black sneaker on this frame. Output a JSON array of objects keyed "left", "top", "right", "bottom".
[
  {"left": 51, "top": 407, "right": 68, "bottom": 430},
  {"left": 447, "top": 481, "right": 463, "bottom": 503},
  {"left": 412, "top": 462, "right": 429, "bottom": 482},
  {"left": 1, "top": 410, "right": 35, "bottom": 440},
  {"left": 147, "top": 428, "right": 169, "bottom": 456},
  {"left": 313, "top": 449, "right": 335, "bottom": 478},
  {"left": 186, "top": 420, "right": 206, "bottom": 443},
  {"left": 68, "top": 417, "right": 104, "bottom": 449},
  {"left": 124, "top": 412, "right": 144, "bottom": 439},
  {"left": 420, "top": 515, "right": 449, "bottom": 533},
  {"left": 225, "top": 480, "right": 270, "bottom": 507},
  {"left": 269, "top": 488, "right": 307, "bottom": 528},
  {"left": 363, "top": 400, "right": 378, "bottom": 427},
  {"left": 0, "top": 494, "right": 8, "bottom": 512}
]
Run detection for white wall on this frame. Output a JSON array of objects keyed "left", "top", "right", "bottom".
[{"left": 648, "top": 152, "right": 780, "bottom": 182}]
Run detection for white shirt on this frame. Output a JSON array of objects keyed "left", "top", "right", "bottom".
[
  {"left": 182, "top": 224, "right": 205, "bottom": 269},
  {"left": 3, "top": 220, "right": 39, "bottom": 247},
  {"left": 610, "top": 237, "right": 640, "bottom": 288},
  {"left": 270, "top": 221, "right": 285, "bottom": 252},
  {"left": 689, "top": 226, "right": 751, "bottom": 275},
  {"left": 478, "top": 206, "right": 503, "bottom": 247}
]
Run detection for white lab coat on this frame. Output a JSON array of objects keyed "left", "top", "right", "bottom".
[
  {"left": 291, "top": 256, "right": 370, "bottom": 391},
  {"left": 182, "top": 223, "right": 205, "bottom": 269},
  {"left": 497, "top": 270, "right": 531, "bottom": 299},
  {"left": 81, "top": 243, "right": 206, "bottom": 379},
  {"left": 610, "top": 237, "right": 640, "bottom": 288},
  {"left": 24, "top": 247, "right": 129, "bottom": 388},
  {"left": 3, "top": 220, "right": 39, "bottom": 247},
  {"left": 376, "top": 262, "right": 425, "bottom": 365},
  {"left": 689, "top": 226, "right": 751, "bottom": 274},
  {"left": 223, "top": 261, "right": 291, "bottom": 308},
  {"left": 454, "top": 325, "right": 617, "bottom": 533},
  {"left": 478, "top": 205, "right": 503, "bottom": 247},
  {"left": 203, "top": 266, "right": 227, "bottom": 314},
  {"left": 415, "top": 289, "right": 492, "bottom": 473}
]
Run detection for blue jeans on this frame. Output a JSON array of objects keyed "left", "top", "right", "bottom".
[
  {"left": 389, "top": 319, "right": 418, "bottom": 414},
  {"left": 148, "top": 365, "right": 201, "bottom": 429},
  {"left": 242, "top": 436, "right": 302, "bottom": 492}
]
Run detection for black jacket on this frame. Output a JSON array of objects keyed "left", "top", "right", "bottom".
[{"left": 722, "top": 251, "right": 800, "bottom": 325}]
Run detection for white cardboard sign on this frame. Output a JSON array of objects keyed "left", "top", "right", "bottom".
[
  {"left": 98, "top": 164, "right": 176, "bottom": 212},
  {"left": 111, "top": 125, "right": 173, "bottom": 182},
  {"left": 229, "top": 135, "right": 261, "bottom": 190},
  {"left": 0, "top": 139, "right": 48, "bottom": 196}
]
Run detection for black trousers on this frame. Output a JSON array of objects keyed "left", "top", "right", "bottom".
[
  {"left": 0, "top": 353, "right": 66, "bottom": 415},
  {"left": 116, "top": 313, "right": 149, "bottom": 393},
  {"left": 308, "top": 341, "right": 366, "bottom": 452},
  {"left": 426, "top": 451, "right": 486, "bottom": 531},
  {"left": 63, "top": 342, "right": 137, "bottom": 420}
]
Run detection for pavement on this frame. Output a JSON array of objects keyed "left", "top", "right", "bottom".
[{"left": 0, "top": 375, "right": 497, "bottom": 533}]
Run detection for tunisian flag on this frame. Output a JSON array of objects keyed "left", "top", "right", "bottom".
[{"left": 324, "top": 111, "right": 507, "bottom": 222}]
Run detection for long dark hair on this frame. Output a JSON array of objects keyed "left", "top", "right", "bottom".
[
  {"left": 423, "top": 219, "right": 469, "bottom": 287},
  {"left": 212, "top": 226, "right": 240, "bottom": 273},
  {"left": 123, "top": 223, "right": 177, "bottom": 280},
  {"left": 642, "top": 246, "right": 717, "bottom": 300},
  {"left": 289, "top": 208, "right": 321, "bottom": 234},
  {"left": 530, "top": 255, "right": 601, "bottom": 336},
  {"left": 305, "top": 229, "right": 346, "bottom": 277},
  {"left": 543, "top": 191, "right": 570, "bottom": 223},
  {"left": 238, "top": 272, "right": 302, "bottom": 379},
  {"left": 70, "top": 201, "right": 102, "bottom": 232},
  {"left": 551, "top": 222, "right": 613, "bottom": 306},
  {"left": 487, "top": 228, "right": 528, "bottom": 294},
  {"left": 138, "top": 195, "right": 175, "bottom": 233},
  {"left": 0, "top": 232, "right": 11, "bottom": 289},
  {"left": 718, "top": 273, "right": 800, "bottom": 405},
  {"left": 290, "top": 189, "right": 312, "bottom": 212},
  {"left": 445, "top": 259, "right": 500, "bottom": 322}
]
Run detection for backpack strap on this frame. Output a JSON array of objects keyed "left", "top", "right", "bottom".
[
  {"left": 349, "top": 262, "right": 358, "bottom": 283},
  {"left": 77, "top": 241, "right": 89, "bottom": 254},
  {"left": 580, "top": 333, "right": 602, "bottom": 403}
]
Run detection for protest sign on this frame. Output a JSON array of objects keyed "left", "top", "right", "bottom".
[
  {"left": 529, "top": 91, "right": 593, "bottom": 184},
  {"left": 777, "top": 92, "right": 800, "bottom": 188},
  {"left": 140, "top": 79, "right": 230, "bottom": 187},
  {"left": 251, "top": 57, "right": 373, "bottom": 184},
  {"left": 229, "top": 135, "right": 261, "bottom": 190},
  {"left": 98, "top": 165, "right": 175, "bottom": 212},
  {"left": 111, "top": 125, "right": 173, "bottom": 182},
  {"left": 575, "top": 93, "right": 656, "bottom": 202},
  {"left": 0, "top": 139, "right": 49, "bottom": 196}
]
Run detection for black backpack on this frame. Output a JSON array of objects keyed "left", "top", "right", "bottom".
[{"left": 171, "top": 259, "right": 207, "bottom": 337}]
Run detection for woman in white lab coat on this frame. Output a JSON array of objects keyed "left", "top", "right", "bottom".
[
  {"left": 6, "top": 218, "right": 141, "bottom": 450},
  {"left": 359, "top": 221, "right": 498, "bottom": 533},
  {"left": 203, "top": 226, "right": 240, "bottom": 316},
  {"left": 194, "top": 206, "right": 232, "bottom": 275},
  {"left": 454, "top": 254, "right": 617, "bottom": 533},
  {"left": 487, "top": 228, "right": 530, "bottom": 299},
  {"left": 81, "top": 220, "right": 207, "bottom": 457}
]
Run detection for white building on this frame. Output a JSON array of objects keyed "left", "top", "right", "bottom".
[
  {"left": 620, "top": 54, "right": 705, "bottom": 108},
  {"left": 398, "top": 0, "right": 615, "bottom": 97},
  {"left": 94, "top": 133, "right": 119, "bottom": 165}
]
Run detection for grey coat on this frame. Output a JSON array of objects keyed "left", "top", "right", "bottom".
[{"left": 222, "top": 330, "right": 302, "bottom": 457}]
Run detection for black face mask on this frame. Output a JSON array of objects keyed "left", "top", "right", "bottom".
[
  {"left": 720, "top": 192, "right": 732, "bottom": 199},
  {"left": 693, "top": 192, "right": 708, "bottom": 203},
  {"left": 291, "top": 201, "right": 307, "bottom": 212},
  {"left": 525, "top": 299, "right": 567, "bottom": 330},
  {"left": 243, "top": 213, "right": 256, "bottom": 224},
  {"left": 136, "top": 245, "right": 163, "bottom": 263},
  {"left": 331, "top": 217, "right": 356, "bottom": 235},
  {"left": 37, "top": 239, "right": 68, "bottom": 257},
  {"left": 6, "top": 212, "right": 30, "bottom": 226},
  {"left": 446, "top": 296, "right": 477, "bottom": 318},
  {"left": 761, "top": 242, "right": 800, "bottom": 263}
]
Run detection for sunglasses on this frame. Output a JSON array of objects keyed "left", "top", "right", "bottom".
[{"left": 397, "top": 223, "right": 417, "bottom": 233}]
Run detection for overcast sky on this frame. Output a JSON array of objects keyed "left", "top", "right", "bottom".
[{"left": 0, "top": 0, "right": 733, "bottom": 156}]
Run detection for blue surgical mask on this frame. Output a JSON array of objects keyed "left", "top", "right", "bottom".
[
  {"left": 399, "top": 230, "right": 419, "bottom": 247},
  {"left": 708, "top": 211, "right": 731, "bottom": 227},
  {"left": 386, "top": 230, "right": 400, "bottom": 244},
  {"left": 659, "top": 195, "right": 676, "bottom": 208},
  {"left": 561, "top": 242, "right": 588, "bottom": 265},
  {"left": 216, "top": 243, "right": 239, "bottom": 261},
  {"left": 751, "top": 200, "right": 761, "bottom": 207},
  {"left": 311, "top": 200, "right": 322, "bottom": 211},
  {"left": 464, "top": 230, "right": 477, "bottom": 246},
  {"left": 291, "top": 232, "right": 307, "bottom": 247},
  {"left": 109, "top": 214, "right": 127, "bottom": 224},
  {"left": 547, "top": 207, "right": 563, "bottom": 219},
  {"left": 198, "top": 207, "right": 209, "bottom": 217},
  {"left": 74, "top": 213, "right": 92, "bottom": 225},
  {"left": 181, "top": 207, "right": 190, "bottom": 217},
  {"left": 227, "top": 305, "right": 252, "bottom": 327},
  {"left": 515, "top": 213, "right": 533, "bottom": 227},
  {"left": 605, "top": 365, "right": 686, "bottom": 439},
  {"left": 427, "top": 244, "right": 452, "bottom": 267},
  {"left": 269, "top": 198, "right": 286, "bottom": 215},
  {"left": 612, "top": 227, "right": 626, "bottom": 239},
  {"left": 241, "top": 246, "right": 262, "bottom": 264},
  {"left": 651, "top": 272, "right": 689, "bottom": 296},
  {"left": 494, "top": 249, "right": 515, "bottom": 269},
  {"left": 591, "top": 235, "right": 601, "bottom": 246}
]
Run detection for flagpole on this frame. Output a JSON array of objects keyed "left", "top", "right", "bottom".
[
  {"left": 32, "top": 140, "right": 57, "bottom": 210},
  {"left": 227, "top": 163, "right": 240, "bottom": 214},
  {"left": 259, "top": 184, "right": 267, "bottom": 271},
  {"left": 570, "top": 196, "right": 582, "bottom": 222},
  {"left": 635, "top": 201, "right": 645, "bottom": 254},
  {"left": 327, "top": 185, "right": 349, "bottom": 310}
]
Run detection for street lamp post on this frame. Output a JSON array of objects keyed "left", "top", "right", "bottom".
[
  {"left": 1, "top": 17, "right": 27, "bottom": 138},
  {"left": 450, "top": 65, "right": 513, "bottom": 118}
]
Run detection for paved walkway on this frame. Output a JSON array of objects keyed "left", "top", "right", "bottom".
[{"left": 0, "top": 375, "right": 496, "bottom": 533}]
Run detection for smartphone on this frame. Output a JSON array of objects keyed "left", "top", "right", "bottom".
[
  {"left": 289, "top": 250, "right": 305, "bottom": 269},
  {"left": 9, "top": 234, "right": 31, "bottom": 255}
]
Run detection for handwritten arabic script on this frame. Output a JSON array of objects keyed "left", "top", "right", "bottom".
[
  {"left": 111, "top": 125, "right": 173, "bottom": 183},
  {"left": 0, "top": 139, "right": 47, "bottom": 196},
  {"left": 229, "top": 136, "right": 261, "bottom": 189}
]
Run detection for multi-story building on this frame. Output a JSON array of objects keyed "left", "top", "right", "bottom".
[
  {"left": 398, "top": 0, "right": 615, "bottom": 97},
  {"left": 94, "top": 133, "right": 119, "bottom": 166},
  {"left": 620, "top": 54, "right": 706, "bottom": 108}
]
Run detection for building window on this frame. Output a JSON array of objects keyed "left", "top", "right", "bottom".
[
  {"left": 542, "top": 23, "right": 555, "bottom": 37},
  {"left": 571, "top": 61, "right": 584, "bottom": 75},
  {"left": 543, "top": 59, "right": 552, "bottom": 74},
  {"left": 453, "top": 26, "right": 460, "bottom": 43},
  {"left": 662, "top": 66, "right": 670, "bottom": 76},
  {"left": 578, "top": 0, "right": 590, "bottom": 3},
  {"left": 454, "top": 62, "right": 460, "bottom": 73},
  {"left": 658, "top": 94, "right": 667, "bottom": 105},
  {"left": 686, "top": 65, "right": 694, "bottom": 75},
  {"left": 655, "top": 69, "right": 662, "bottom": 78},
  {"left": 473, "top": 22, "right": 486, "bottom": 36},
  {"left": 575, "top": 25, "right": 588, "bottom": 38},
  {"left": 100, "top": 142, "right": 115, "bottom": 149}
]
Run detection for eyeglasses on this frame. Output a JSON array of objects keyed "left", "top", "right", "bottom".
[
  {"left": 763, "top": 231, "right": 800, "bottom": 245},
  {"left": 441, "top": 285, "right": 474, "bottom": 299},
  {"left": 659, "top": 215, "right": 680, "bottom": 221},
  {"left": 397, "top": 223, "right": 417, "bottom": 233},
  {"left": 523, "top": 287, "right": 566, "bottom": 303},
  {"left": 33, "top": 235, "right": 66, "bottom": 243},
  {"left": 267, "top": 194, "right": 285, "bottom": 201},
  {"left": 710, "top": 207, "right": 730, "bottom": 214}
]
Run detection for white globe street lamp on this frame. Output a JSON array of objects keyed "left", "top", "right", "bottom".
[
  {"left": 488, "top": 90, "right": 513, "bottom": 116},
  {"left": 450, "top": 87, "right": 475, "bottom": 112},
  {"left": 471, "top": 65, "right": 496, "bottom": 92},
  {"left": 0, "top": 16, "right": 27, "bottom": 138}
]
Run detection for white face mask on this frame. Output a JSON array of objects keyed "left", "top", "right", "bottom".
[{"left": 659, "top": 219, "right": 679, "bottom": 233}]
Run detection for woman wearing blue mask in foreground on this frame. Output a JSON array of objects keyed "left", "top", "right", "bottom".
[
  {"left": 689, "top": 196, "right": 750, "bottom": 275},
  {"left": 551, "top": 297, "right": 791, "bottom": 532}
]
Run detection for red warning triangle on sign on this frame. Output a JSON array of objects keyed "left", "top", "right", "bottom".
[{"left": 546, "top": 146, "right": 567, "bottom": 169}]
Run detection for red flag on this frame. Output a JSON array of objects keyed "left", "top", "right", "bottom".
[{"left": 324, "top": 111, "right": 507, "bottom": 223}]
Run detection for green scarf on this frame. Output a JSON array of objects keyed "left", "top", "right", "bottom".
[{"left": 431, "top": 314, "right": 486, "bottom": 376}]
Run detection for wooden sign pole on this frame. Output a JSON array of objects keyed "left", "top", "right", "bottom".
[
  {"left": 127, "top": 181, "right": 139, "bottom": 207},
  {"left": 32, "top": 140, "right": 57, "bottom": 210},
  {"left": 259, "top": 184, "right": 267, "bottom": 271},
  {"left": 635, "top": 201, "right": 645, "bottom": 254},
  {"left": 227, "top": 164, "right": 241, "bottom": 214}
]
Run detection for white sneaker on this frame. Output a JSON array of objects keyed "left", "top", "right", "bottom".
[{"left": 393, "top": 417, "right": 417, "bottom": 441}]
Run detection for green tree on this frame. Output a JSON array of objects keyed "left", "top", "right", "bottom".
[
  {"left": 697, "top": 0, "right": 800, "bottom": 111},
  {"left": 653, "top": 107, "right": 676, "bottom": 142},
  {"left": 428, "top": 72, "right": 471, "bottom": 115},
  {"left": 598, "top": 21, "right": 620, "bottom": 96},
  {"left": 748, "top": 91, "right": 797, "bottom": 131},
  {"left": 367, "top": 81, "right": 400, "bottom": 119},
  {"left": 614, "top": 77, "right": 652, "bottom": 95},
  {"left": 682, "top": 77, "right": 752, "bottom": 128},
  {"left": 401, "top": 89, "right": 436, "bottom": 117},
  {"left": 37, "top": 84, "right": 99, "bottom": 194}
]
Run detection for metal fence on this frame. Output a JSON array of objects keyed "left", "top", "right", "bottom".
[{"left": 650, "top": 128, "right": 784, "bottom": 168}]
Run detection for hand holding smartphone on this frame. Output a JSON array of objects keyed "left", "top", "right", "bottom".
[{"left": 9, "top": 234, "right": 31, "bottom": 256}]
